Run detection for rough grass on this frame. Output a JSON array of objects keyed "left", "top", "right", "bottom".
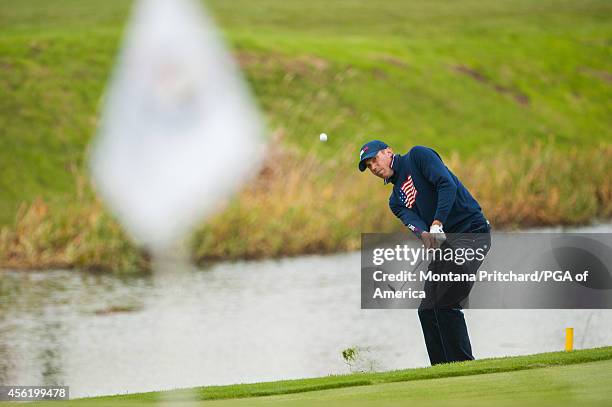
[
  {"left": 11, "top": 346, "right": 612, "bottom": 406},
  {"left": 0, "top": 0, "right": 611, "bottom": 271},
  {"left": 1, "top": 142, "right": 610, "bottom": 272}
]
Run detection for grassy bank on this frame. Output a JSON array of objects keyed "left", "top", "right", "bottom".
[
  {"left": 1, "top": 0, "right": 611, "bottom": 271},
  {"left": 11, "top": 346, "right": 612, "bottom": 406},
  {"left": 1, "top": 143, "right": 610, "bottom": 271}
]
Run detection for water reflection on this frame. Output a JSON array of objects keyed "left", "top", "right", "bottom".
[
  {"left": 39, "top": 321, "right": 64, "bottom": 385},
  {"left": 0, "top": 270, "right": 152, "bottom": 392}
]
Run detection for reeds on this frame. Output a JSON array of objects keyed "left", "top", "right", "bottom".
[{"left": 1, "top": 143, "right": 610, "bottom": 272}]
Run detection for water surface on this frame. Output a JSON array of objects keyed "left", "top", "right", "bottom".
[{"left": 1, "top": 224, "right": 611, "bottom": 398}]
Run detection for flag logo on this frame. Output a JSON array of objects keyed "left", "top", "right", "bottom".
[{"left": 400, "top": 175, "right": 417, "bottom": 208}]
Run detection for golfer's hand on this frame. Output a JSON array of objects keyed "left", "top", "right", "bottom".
[{"left": 422, "top": 222, "right": 446, "bottom": 248}]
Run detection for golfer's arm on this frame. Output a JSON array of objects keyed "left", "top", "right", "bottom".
[
  {"left": 390, "top": 204, "right": 428, "bottom": 238},
  {"left": 414, "top": 147, "right": 457, "bottom": 224}
]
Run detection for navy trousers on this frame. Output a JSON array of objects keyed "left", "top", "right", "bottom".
[
  {"left": 418, "top": 217, "right": 491, "bottom": 365},
  {"left": 418, "top": 308, "right": 474, "bottom": 365}
]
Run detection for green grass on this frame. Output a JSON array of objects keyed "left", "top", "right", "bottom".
[
  {"left": 194, "top": 360, "right": 612, "bottom": 406},
  {"left": 10, "top": 346, "right": 612, "bottom": 406},
  {"left": 0, "top": 0, "right": 611, "bottom": 270}
]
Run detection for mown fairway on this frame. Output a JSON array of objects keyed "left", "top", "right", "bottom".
[
  {"left": 179, "top": 359, "right": 612, "bottom": 407},
  {"left": 1, "top": 1, "right": 610, "bottom": 270}
]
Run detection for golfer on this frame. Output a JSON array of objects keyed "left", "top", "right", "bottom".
[{"left": 358, "top": 140, "right": 491, "bottom": 365}]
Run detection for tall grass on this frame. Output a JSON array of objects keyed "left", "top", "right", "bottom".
[
  {"left": 190, "top": 142, "right": 612, "bottom": 263},
  {"left": 1, "top": 143, "right": 609, "bottom": 272},
  {"left": 0, "top": 178, "right": 145, "bottom": 272},
  {"left": 458, "top": 142, "right": 612, "bottom": 227}
]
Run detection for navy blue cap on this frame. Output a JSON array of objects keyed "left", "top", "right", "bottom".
[{"left": 358, "top": 140, "right": 388, "bottom": 171}]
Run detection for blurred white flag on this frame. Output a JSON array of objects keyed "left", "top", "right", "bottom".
[{"left": 90, "top": 0, "right": 265, "bottom": 251}]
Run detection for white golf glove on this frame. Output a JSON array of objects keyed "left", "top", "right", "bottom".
[{"left": 429, "top": 223, "right": 446, "bottom": 244}]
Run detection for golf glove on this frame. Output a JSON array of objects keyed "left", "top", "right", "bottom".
[{"left": 429, "top": 223, "right": 446, "bottom": 244}]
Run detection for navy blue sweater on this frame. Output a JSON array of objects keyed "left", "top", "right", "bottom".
[{"left": 387, "top": 146, "right": 484, "bottom": 236}]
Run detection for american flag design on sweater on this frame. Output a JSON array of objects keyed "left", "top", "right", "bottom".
[{"left": 400, "top": 175, "right": 417, "bottom": 208}]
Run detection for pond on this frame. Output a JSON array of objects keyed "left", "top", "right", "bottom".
[{"left": 1, "top": 223, "right": 611, "bottom": 398}]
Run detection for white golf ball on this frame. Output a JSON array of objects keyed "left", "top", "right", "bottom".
[{"left": 319, "top": 133, "right": 328, "bottom": 142}]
